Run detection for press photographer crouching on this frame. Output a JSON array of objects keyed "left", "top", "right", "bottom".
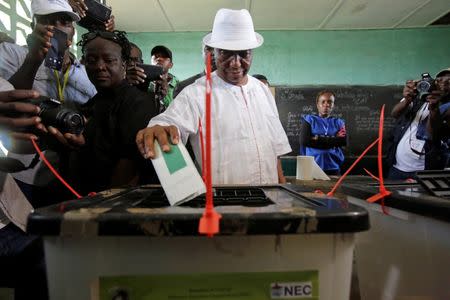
[{"left": 386, "top": 68, "right": 450, "bottom": 180}]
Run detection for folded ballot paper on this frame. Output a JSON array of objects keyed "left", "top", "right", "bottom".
[
  {"left": 296, "top": 155, "right": 330, "bottom": 180},
  {"left": 151, "top": 141, "right": 206, "bottom": 206}
]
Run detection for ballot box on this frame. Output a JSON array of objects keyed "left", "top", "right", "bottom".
[
  {"left": 340, "top": 176, "right": 450, "bottom": 300},
  {"left": 27, "top": 185, "right": 369, "bottom": 300}
]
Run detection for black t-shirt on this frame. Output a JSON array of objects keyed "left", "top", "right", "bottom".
[{"left": 69, "top": 81, "right": 159, "bottom": 194}]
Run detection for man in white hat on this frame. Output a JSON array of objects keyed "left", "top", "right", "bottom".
[
  {"left": 136, "top": 8, "right": 291, "bottom": 184},
  {"left": 387, "top": 67, "right": 450, "bottom": 179}
]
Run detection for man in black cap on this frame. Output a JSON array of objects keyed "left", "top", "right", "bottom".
[{"left": 151, "top": 45, "right": 178, "bottom": 111}]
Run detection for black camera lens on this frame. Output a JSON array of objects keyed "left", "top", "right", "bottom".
[
  {"left": 416, "top": 80, "right": 431, "bottom": 93},
  {"left": 57, "top": 111, "right": 85, "bottom": 135}
]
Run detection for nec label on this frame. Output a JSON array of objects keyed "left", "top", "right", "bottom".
[{"left": 271, "top": 281, "right": 313, "bottom": 299}]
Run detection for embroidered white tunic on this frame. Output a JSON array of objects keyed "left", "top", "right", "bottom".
[{"left": 148, "top": 72, "right": 292, "bottom": 184}]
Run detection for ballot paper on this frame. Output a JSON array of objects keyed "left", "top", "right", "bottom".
[
  {"left": 151, "top": 141, "right": 206, "bottom": 206},
  {"left": 296, "top": 155, "right": 330, "bottom": 180}
]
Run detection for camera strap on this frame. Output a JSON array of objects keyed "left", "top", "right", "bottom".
[{"left": 53, "top": 68, "right": 70, "bottom": 102}]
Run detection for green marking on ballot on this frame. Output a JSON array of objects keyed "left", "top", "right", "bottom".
[{"left": 161, "top": 143, "right": 187, "bottom": 174}]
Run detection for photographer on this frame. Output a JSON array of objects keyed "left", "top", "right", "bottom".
[
  {"left": 150, "top": 45, "right": 179, "bottom": 112},
  {"left": 0, "top": 78, "right": 48, "bottom": 299},
  {"left": 0, "top": 0, "right": 96, "bottom": 203},
  {"left": 387, "top": 68, "right": 450, "bottom": 179},
  {"left": 127, "top": 44, "right": 179, "bottom": 112}
]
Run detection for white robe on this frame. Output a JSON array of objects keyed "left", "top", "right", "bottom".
[{"left": 148, "top": 72, "right": 292, "bottom": 184}]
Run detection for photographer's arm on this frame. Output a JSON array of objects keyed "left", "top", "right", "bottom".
[
  {"left": 8, "top": 24, "right": 53, "bottom": 90},
  {"left": 391, "top": 80, "right": 417, "bottom": 118}
]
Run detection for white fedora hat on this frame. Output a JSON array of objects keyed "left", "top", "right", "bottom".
[{"left": 203, "top": 8, "right": 263, "bottom": 51}]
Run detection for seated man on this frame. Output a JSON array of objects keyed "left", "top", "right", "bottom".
[
  {"left": 67, "top": 30, "right": 159, "bottom": 194},
  {"left": 136, "top": 9, "right": 291, "bottom": 185}
]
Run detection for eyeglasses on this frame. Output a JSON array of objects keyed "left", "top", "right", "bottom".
[
  {"left": 216, "top": 49, "right": 252, "bottom": 60},
  {"left": 81, "top": 31, "right": 121, "bottom": 44}
]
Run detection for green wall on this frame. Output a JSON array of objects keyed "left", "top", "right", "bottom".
[{"left": 127, "top": 27, "right": 450, "bottom": 86}]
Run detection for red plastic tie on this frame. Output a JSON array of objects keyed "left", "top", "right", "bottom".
[
  {"left": 366, "top": 104, "right": 391, "bottom": 214},
  {"left": 198, "top": 52, "right": 221, "bottom": 237},
  {"left": 327, "top": 138, "right": 379, "bottom": 197},
  {"left": 363, "top": 168, "right": 379, "bottom": 182},
  {"left": 31, "top": 138, "right": 82, "bottom": 199}
]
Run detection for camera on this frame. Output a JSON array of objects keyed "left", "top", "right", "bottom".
[
  {"left": 34, "top": 97, "right": 85, "bottom": 134},
  {"left": 137, "top": 63, "right": 164, "bottom": 82},
  {"left": 44, "top": 28, "right": 68, "bottom": 71},
  {"left": 134, "top": 64, "right": 163, "bottom": 91},
  {"left": 416, "top": 72, "right": 435, "bottom": 101},
  {"left": 77, "top": 0, "right": 112, "bottom": 31},
  {"left": 6, "top": 97, "right": 85, "bottom": 135}
]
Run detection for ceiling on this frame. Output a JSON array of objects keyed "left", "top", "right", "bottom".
[{"left": 108, "top": 0, "right": 450, "bottom": 32}]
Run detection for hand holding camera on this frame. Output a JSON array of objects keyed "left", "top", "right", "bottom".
[
  {"left": 126, "top": 65, "right": 147, "bottom": 86},
  {"left": 416, "top": 72, "right": 436, "bottom": 101},
  {"left": 26, "top": 24, "right": 55, "bottom": 65},
  {"left": 3, "top": 96, "right": 85, "bottom": 136},
  {"left": 402, "top": 79, "right": 418, "bottom": 103},
  {"left": 68, "top": 0, "right": 88, "bottom": 18},
  {"left": 127, "top": 64, "right": 164, "bottom": 91},
  {"left": 0, "top": 89, "right": 45, "bottom": 140},
  {"left": 74, "top": 0, "right": 114, "bottom": 31}
]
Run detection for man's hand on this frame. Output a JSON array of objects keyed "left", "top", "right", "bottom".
[
  {"left": 403, "top": 80, "right": 418, "bottom": 103},
  {"left": 104, "top": 15, "right": 115, "bottom": 32},
  {"left": 126, "top": 65, "right": 147, "bottom": 85},
  {"left": 47, "top": 126, "right": 85, "bottom": 149},
  {"left": 27, "top": 24, "right": 54, "bottom": 64},
  {"left": 68, "top": 0, "right": 114, "bottom": 31},
  {"left": 155, "top": 74, "right": 169, "bottom": 99},
  {"left": 136, "top": 125, "right": 179, "bottom": 159},
  {"left": 68, "top": 0, "right": 88, "bottom": 18},
  {"left": 0, "top": 89, "right": 45, "bottom": 140},
  {"left": 336, "top": 125, "right": 346, "bottom": 137}
]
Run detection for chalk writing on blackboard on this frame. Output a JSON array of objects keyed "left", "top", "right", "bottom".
[{"left": 276, "top": 85, "right": 402, "bottom": 156}]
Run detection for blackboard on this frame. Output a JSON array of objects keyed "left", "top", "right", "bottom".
[{"left": 275, "top": 85, "right": 403, "bottom": 159}]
